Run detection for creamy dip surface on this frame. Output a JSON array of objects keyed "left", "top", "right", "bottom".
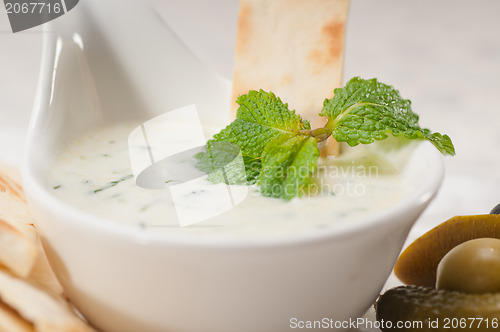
[{"left": 47, "top": 122, "right": 417, "bottom": 240}]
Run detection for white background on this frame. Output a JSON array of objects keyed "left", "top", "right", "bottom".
[{"left": 1, "top": 0, "right": 500, "bottom": 330}]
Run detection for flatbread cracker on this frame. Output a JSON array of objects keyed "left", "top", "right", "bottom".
[
  {"left": 232, "top": 0, "right": 349, "bottom": 130},
  {"left": 0, "top": 269, "right": 94, "bottom": 332}
]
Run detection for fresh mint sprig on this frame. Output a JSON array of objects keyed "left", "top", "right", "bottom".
[
  {"left": 196, "top": 77, "right": 455, "bottom": 200},
  {"left": 320, "top": 77, "right": 455, "bottom": 155}
]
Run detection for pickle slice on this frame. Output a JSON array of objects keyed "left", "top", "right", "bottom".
[
  {"left": 394, "top": 214, "right": 500, "bottom": 287},
  {"left": 375, "top": 285, "right": 500, "bottom": 331}
]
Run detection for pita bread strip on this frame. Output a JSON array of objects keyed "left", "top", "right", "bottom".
[
  {"left": 232, "top": 0, "right": 349, "bottom": 131},
  {"left": 0, "top": 169, "right": 63, "bottom": 293},
  {"left": 0, "top": 191, "right": 37, "bottom": 239},
  {"left": 0, "top": 270, "right": 95, "bottom": 332},
  {"left": 0, "top": 172, "right": 25, "bottom": 202},
  {"left": 0, "top": 219, "right": 38, "bottom": 278},
  {"left": 28, "top": 242, "right": 64, "bottom": 296},
  {"left": 0, "top": 300, "right": 34, "bottom": 332}
]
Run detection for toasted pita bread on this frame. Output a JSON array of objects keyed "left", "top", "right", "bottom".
[
  {"left": 0, "top": 269, "right": 94, "bottom": 332},
  {"left": 0, "top": 300, "right": 34, "bottom": 332},
  {"left": 0, "top": 169, "right": 63, "bottom": 294},
  {"left": 0, "top": 167, "right": 38, "bottom": 277},
  {"left": 0, "top": 172, "right": 36, "bottom": 239},
  {"left": 27, "top": 244, "right": 64, "bottom": 296},
  {"left": 0, "top": 169, "right": 24, "bottom": 202},
  {"left": 0, "top": 219, "right": 38, "bottom": 278},
  {"left": 232, "top": 0, "right": 349, "bottom": 130},
  {"left": 0, "top": 167, "right": 91, "bottom": 331}
]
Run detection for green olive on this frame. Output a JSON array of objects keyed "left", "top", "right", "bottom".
[{"left": 436, "top": 238, "right": 500, "bottom": 294}]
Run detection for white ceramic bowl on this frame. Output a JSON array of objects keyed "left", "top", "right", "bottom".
[{"left": 22, "top": 1, "right": 444, "bottom": 331}]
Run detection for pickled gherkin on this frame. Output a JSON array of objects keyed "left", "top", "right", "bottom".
[{"left": 375, "top": 285, "right": 500, "bottom": 331}]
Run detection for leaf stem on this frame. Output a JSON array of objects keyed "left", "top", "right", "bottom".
[
  {"left": 301, "top": 127, "right": 330, "bottom": 142},
  {"left": 324, "top": 118, "right": 335, "bottom": 135}
]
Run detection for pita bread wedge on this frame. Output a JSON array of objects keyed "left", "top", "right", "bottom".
[
  {"left": 27, "top": 244, "right": 64, "bottom": 296},
  {"left": 0, "top": 300, "right": 34, "bottom": 332},
  {"left": 0, "top": 170, "right": 40, "bottom": 279},
  {"left": 0, "top": 165, "right": 24, "bottom": 201},
  {"left": 232, "top": 0, "right": 349, "bottom": 130},
  {"left": 0, "top": 269, "right": 94, "bottom": 332},
  {"left": 0, "top": 219, "right": 38, "bottom": 279},
  {"left": 0, "top": 169, "right": 63, "bottom": 294},
  {"left": 0, "top": 173, "right": 36, "bottom": 239}
]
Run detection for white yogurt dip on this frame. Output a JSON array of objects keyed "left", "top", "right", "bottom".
[{"left": 47, "top": 122, "right": 415, "bottom": 239}]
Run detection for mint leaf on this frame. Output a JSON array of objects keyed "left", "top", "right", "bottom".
[
  {"left": 242, "top": 157, "right": 262, "bottom": 184},
  {"left": 195, "top": 141, "right": 248, "bottom": 185},
  {"left": 196, "top": 89, "right": 309, "bottom": 183},
  {"left": 195, "top": 141, "right": 240, "bottom": 175},
  {"left": 321, "top": 77, "right": 455, "bottom": 155},
  {"left": 258, "top": 135, "right": 320, "bottom": 200},
  {"left": 213, "top": 89, "right": 310, "bottom": 159}
]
